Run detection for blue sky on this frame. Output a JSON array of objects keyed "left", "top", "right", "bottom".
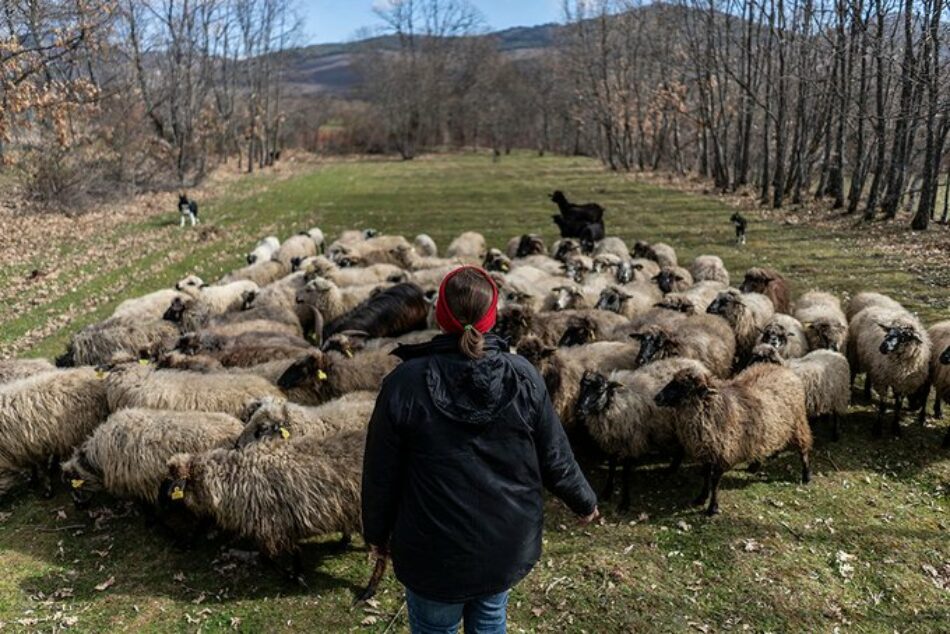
[{"left": 299, "top": 0, "right": 563, "bottom": 44}]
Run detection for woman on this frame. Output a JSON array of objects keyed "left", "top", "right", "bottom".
[{"left": 362, "top": 266, "right": 598, "bottom": 633}]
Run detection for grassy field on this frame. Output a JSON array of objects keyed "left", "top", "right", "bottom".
[{"left": 1, "top": 152, "right": 948, "bottom": 632}]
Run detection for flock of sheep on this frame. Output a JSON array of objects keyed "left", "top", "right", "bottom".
[{"left": 0, "top": 215, "right": 948, "bottom": 589}]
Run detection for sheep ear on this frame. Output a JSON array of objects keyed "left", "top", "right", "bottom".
[
  {"left": 629, "top": 332, "right": 645, "bottom": 340},
  {"left": 240, "top": 399, "right": 265, "bottom": 423},
  {"left": 608, "top": 380, "right": 624, "bottom": 390}
]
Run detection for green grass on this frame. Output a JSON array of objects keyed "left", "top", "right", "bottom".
[{"left": 1, "top": 152, "right": 949, "bottom": 632}]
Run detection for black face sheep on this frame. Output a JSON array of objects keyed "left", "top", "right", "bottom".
[
  {"left": 334, "top": 235, "right": 414, "bottom": 267},
  {"left": 595, "top": 284, "right": 662, "bottom": 319},
  {"left": 163, "top": 429, "right": 366, "bottom": 579},
  {"left": 246, "top": 236, "right": 280, "bottom": 265},
  {"left": 483, "top": 248, "right": 512, "bottom": 273},
  {"left": 630, "top": 316, "right": 736, "bottom": 379},
  {"left": 276, "top": 348, "right": 399, "bottom": 405},
  {"left": 274, "top": 234, "right": 319, "bottom": 270},
  {"left": 0, "top": 358, "right": 55, "bottom": 384},
  {"left": 552, "top": 238, "right": 582, "bottom": 262},
  {"left": 794, "top": 291, "right": 848, "bottom": 352},
  {"left": 505, "top": 234, "right": 546, "bottom": 259},
  {"left": 730, "top": 212, "right": 747, "bottom": 245},
  {"left": 0, "top": 367, "right": 110, "bottom": 498},
  {"left": 849, "top": 306, "right": 931, "bottom": 437},
  {"left": 759, "top": 314, "right": 808, "bottom": 359},
  {"left": 654, "top": 364, "right": 812, "bottom": 516},
  {"left": 617, "top": 258, "right": 661, "bottom": 284},
  {"left": 653, "top": 266, "right": 694, "bottom": 294},
  {"left": 235, "top": 392, "right": 376, "bottom": 448},
  {"left": 62, "top": 408, "right": 243, "bottom": 508},
  {"left": 739, "top": 267, "right": 791, "bottom": 314},
  {"left": 575, "top": 358, "right": 706, "bottom": 510},
  {"left": 689, "top": 255, "right": 730, "bottom": 287},
  {"left": 748, "top": 344, "right": 850, "bottom": 441},
  {"left": 631, "top": 241, "right": 678, "bottom": 268},
  {"left": 707, "top": 289, "right": 775, "bottom": 368},
  {"left": 660, "top": 281, "right": 727, "bottom": 314},
  {"left": 322, "top": 282, "right": 429, "bottom": 341}
]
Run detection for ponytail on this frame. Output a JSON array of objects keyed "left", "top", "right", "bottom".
[{"left": 459, "top": 324, "right": 485, "bottom": 360}]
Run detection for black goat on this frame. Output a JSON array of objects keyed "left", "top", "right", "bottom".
[
  {"left": 550, "top": 191, "right": 606, "bottom": 243},
  {"left": 323, "top": 283, "right": 428, "bottom": 340},
  {"left": 550, "top": 191, "right": 604, "bottom": 224}
]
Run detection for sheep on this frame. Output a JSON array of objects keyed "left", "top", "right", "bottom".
[
  {"left": 552, "top": 238, "right": 582, "bottom": 262},
  {"left": 630, "top": 315, "right": 736, "bottom": 379},
  {"left": 494, "top": 305, "right": 627, "bottom": 348},
  {"left": 631, "top": 241, "right": 678, "bottom": 268},
  {"left": 505, "top": 234, "right": 546, "bottom": 259},
  {"left": 390, "top": 245, "right": 460, "bottom": 271},
  {"left": 164, "top": 289, "right": 314, "bottom": 341},
  {"left": 849, "top": 306, "right": 931, "bottom": 437},
  {"left": 59, "top": 317, "right": 180, "bottom": 367},
  {"left": 163, "top": 429, "right": 365, "bottom": 579},
  {"left": 617, "top": 258, "right": 661, "bottom": 284},
  {"left": 338, "top": 236, "right": 415, "bottom": 267},
  {"left": 175, "top": 280, "right": 260, "bottom": 320},
  {"left": 794, "top": 291, "right": 848, "bottom": 353},
  {"left": 739, "top": 267, "right": 791, "bottom": 314},
  {"left": 62, "top": 408, "right": 243, "bottom": 507},
  {"left": 575, "top": 358, "right": 706, "bottom": 510},
  {"left": 327, "top": 229, "right": 375, "bottom": 257},
  {"left": 112, "top": 288, "right": 194, "bottom": 321},
  {"left": 927, "top": 322, "right": 950, "bottom": 446},
  {"left": 498, "top": 266, "right": 566, "bottom": 311},
  {"left": 275, "top": 348, "right": 399, "bottom": 405},
  {"left": 247, "top": 236, "right": 280, "bottom": 264},
  {"left": 595, "top": 283, "right": 663, "bottom": 319},
  {"left": 689, "top": 255, "right": 730, "bottom": 286},
  {"left": 655, "top": 363, "right": 812, "bottom": 516},
  {"left": 304, "top": 228, "right": 326, "bottom": 253},
  {"left": 660, "top": 281, "right": 727, "bottom": 314},
  {"left": 845, "top": 291, "right": 903, "bottom": 321},
  {"left": 483, "top": 248, "right": 512, "bottom": 273},
  {"left": 653, "top": 266, "right": 694, "bottom": 294},
  {"left": 219, "top": 259, "right": 290, "bottom": 287},
  {"left": 105, "top": 363, "right": 283, "bottom": 418},
  {"left": 413, "top": 234, "right": 438, "bottom": 257},
  {"left": 592, "top": 237, "right": 629, "bottom": 260},
  {"left": 748, "top": 344, "right": 850, "bottom": 441},
  {"left": 706, "top": 290, "right": 775, "bottom": 368},
  {"left": 592, "top": 253, "right": 623, "bottom": 276},
  {"left": 758, "top": 314, "right": 808, "bottom": 359},
  {"left": 546, "top": 284, "right": 595, "bottom": 312},
  {"left": 323, "top": 282, "right": 429, "bottom": 340},
  {"left": 274, "top": 234, "right": 318, "bottom": 269},
  {"left": 0, "top": 358, "right": 55, "bottom": 384},
  {"left": 0, "top": 367, "right": 110, "bottom": 498},
  {"left": 443, "top": 231, "right": 487, "bottom": 260},
  {"left": 234, "top": 392, "right": 376, "bottom": 448},
  {"left": 176, "top": 331, "right": 314, "bottom": 368},
  {"left": 516, "top": 336, "right": 641, "bottom": 431}
]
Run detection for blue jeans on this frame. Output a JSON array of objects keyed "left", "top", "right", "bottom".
[{"left": 405, "top": 588, "right": 509, "bottom": 634}]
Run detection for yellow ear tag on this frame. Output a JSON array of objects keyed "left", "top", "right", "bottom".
[
  {"left": 171, "top": 487, "right": 184, "bottom": 500},
  {"left": 280, "top": 427, "right": 291, "bottom": 439},
  {"left": 345, "top": 350, "right": 353, "bottom": 358},
  {"left": 95, "top": 370, "right": 107, "bottom": 379},
  {"left": 317, "top": 369, "right": 328, "bottom": 381},
  {"left": 70, "top": 479, "right": 84, "bottom": 489},
  {"left": 138, "top": 359, "right": 150, "bottom": 366}
]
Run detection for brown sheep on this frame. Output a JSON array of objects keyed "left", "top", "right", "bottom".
[{"left": 739, "top": 267, "right": 791, "bottom": 314}]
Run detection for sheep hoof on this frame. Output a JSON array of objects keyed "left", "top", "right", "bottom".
[{"left": 704, "top": 504, "right": 719, "bottom": 517}]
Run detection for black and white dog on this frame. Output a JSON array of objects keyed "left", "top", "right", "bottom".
[
  {"left": 178, "top": 194, "right": 199, "bottom": 228},
  {"left": 730, "top": 212, "right": 747, "bottom": 246}
]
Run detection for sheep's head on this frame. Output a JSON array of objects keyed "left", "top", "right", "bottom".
[
  {"left": 562, "top": 259, "right": 587, "bottom": 283},
  {"left": 162, "top": 297, "right": 193, "bottom": 323},
  {"left": 576, "top": 371, "right": 622, "bottom": 419},
  {"left": 493, "top": 305, "right": 532, "bottom": 343},
  {"left": 748, "top": 343, "right": 783, "bottom": 366},
  {"left": 388, "top": 245, "right": 415, "bottom": 269},
  {"left": 554, "top": 239, "right": 581, "bottom": 262},
  {"left": 550, "top": 190, "right": 567, "bottom": 206},
  {"left": 296, "top": 278, "right": 335, "bottom": 310},
  {"left": 61, "top": 448, "right": 101, "bottom": 509},
  {"left": 878, "top": 323, "right": 923, "bottom": 355},
  {"left": 235, "top": 398, "right": 293, "bottom": 448},
  {"left": 592, "top": 254, "right": 621, "bottom": 274},
  {"left": 655, "top": 367, "right": 716, "bottom": 407},
  {"left": 516, "top": 234, "right": 545, "bottom": 258},
  {"left": 551, "top": 285, "right": 584, "bottom": 311},
  {"left": 631, "top": 241, "right": 657, "bottom": 262},
  {"left": 630, "top": 326, "right": 678, "bottom": 366},
  {"left": 655, "top": 295, "right": 697, "bottom": 315},
  {"left": 517, "top": 335, "right": 555, "bottom": 368},
  {"left": 160, "top": 454, "right": 194, "bottom": 508},
  {"left": 276, "top": 352, "right": 331, "bottom": 393},
  {"left": 483, "top": 248, "right": 511, "bottom": 272},
  {"left": 706, "top": 290, "right": 743, "bottom": 323},
  {"left": 653, "top": 267, "right": 689, "bottom": 294},
  {"left": 363, "top": 228, "right": 379, "bottom": 239},
  {"left": 558, "top": 316, "right": 597, "bottom": 347},
  {"left": 246, "top": 253, "right": 258, "bottom": 265},
  {"left": 596, "top": 287, "right": 631, "bottom": 314},
  {"left": 175, "top": 274, "right": 204, "bottom": 292},
  {"left": 739, "top": 268, "right": 779, "bottom": 294},
  {"left": 322, "top": 330, "right": 370, "bottom": 358},
  {"left": 290, "top": 256, "right": 305, "bottom": 272},
  {"left": 802, "top": 320, "right": 845, "bottom": 352},
  {"left": 941, "top": 345, "right": 950, "bottom": 365},
  {"left": 760, "top": 322, "right": 793, "bottom": 351}
]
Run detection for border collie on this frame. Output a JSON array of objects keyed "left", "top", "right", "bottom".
[
  {"left": 178, "top": 194, "right": 199, "bottom": 228},
  {"left": 730, "top": 212, "right": 747, "bottom": 246}
]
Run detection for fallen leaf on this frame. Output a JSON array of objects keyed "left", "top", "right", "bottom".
[{"left": 94, "top": 577, "right": 115, "bottom": 592}]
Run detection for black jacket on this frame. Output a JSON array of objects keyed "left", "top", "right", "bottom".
[{"left": 361, "top": 334, "right": 596, "bottom": 603}]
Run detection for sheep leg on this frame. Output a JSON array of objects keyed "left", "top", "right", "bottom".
[
  {"left": 600, "top": 456, "right": 617, "bottom": 501},
  {"left": 863, "top": 377, "right": 873, "bottom": 402},
  {"left": 891, "top": 396, "right": 903, "bottom": 438},
  {"left": 618, "top": 458, "right": 634, "bottom": 512},
  {"left": 38, "top": 455, "right": 56, "bottom": 499},
  {"left": 831, "top": 412, "right": 840, "bottom": 442},
  {"left": 874, "top": 400, "right": 886, "bottom": 438},
  {"left": 935, "top": 398, "right": 943, "bottom": 420},
  {"left": 692, "top": 464, "right": 712, "bottom": 507},
  {"left": 800, "top": 451, "right": 811, "bottom": 484},
  {"left": 705, "top": 466, "right": 724, "bottom": 516},
  {"left": 666, "top": 447, "right": 685, "bottom": 474}
]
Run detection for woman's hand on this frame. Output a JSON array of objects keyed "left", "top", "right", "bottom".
[{"left": 578, "top": 506, "right": 600, "bottom": 525}]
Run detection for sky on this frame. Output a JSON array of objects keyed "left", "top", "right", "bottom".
[{"left": 299, "top": 0, "right": 563, "bottom": 44}]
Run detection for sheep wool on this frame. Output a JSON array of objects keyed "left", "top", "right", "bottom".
[
  {"left": 0, "top": 358, "right": 55, "bottom": 384},
  {"left": 689, "top": 255, "right": 730, "bottom": 287},
  {"left": 235, "top": 392, "right": 376, "bottom": 447}
]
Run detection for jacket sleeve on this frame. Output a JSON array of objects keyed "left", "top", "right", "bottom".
[
  {"left": 533, "top": 379, "right": 597, "bottom": 516},
  {"left": 361, "top": 377, "right": 406, "bottom": 549}
]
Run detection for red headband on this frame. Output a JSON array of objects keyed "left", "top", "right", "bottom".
[{"left": 435, "top": 266, "right": 499, "bottom": 335}]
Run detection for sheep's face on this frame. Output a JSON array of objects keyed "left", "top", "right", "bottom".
[
  {"left": 878, "top": 324, "right": 922, "bottom": 355},
  {"left": 290, "top": 256, "right": 305, "bottom": 272},
  {"left": 576, "top": 371, "right": 621, "bottom": 418},
  {"left": 554, "top": 239, "right": 580, "bottom": 262},
  {"left": 277, "top": 354, "right": 330, "bottom": 392},
  {"left": 175, "top": 275, "right": 204, "bottom": 292},
  {"left": 483, "top": 249, "right": 511, "bottom": 273},
  {"left": 941, "top": 345, "right": 950, "bottom": 365},
  {"left": 631, "top": 241, "right": 656, "bottom": 261},
  {"left": 760, "top": 323, "right": 791, "bottom": 351},
  {"left": 748, "top": 343, "right": 783, "bottom": 366},
  {"left": 161, "top": 455, "right": 193, "bottom": 509},
  {"left": 739, "top": 269, "right": 775, "bottom": 295},
  {"left": 322, "top": 331, "right": 368, "bottom": 358},
  {"left": 655, "top": 296, "right": 696, "bottom": 315},
  {"left": 558, "top": 319, "right": 596, "bottom": 347},
  {"left": 296, "top": 279, "right": 333, "bottom": 309},
  {"left": 240, "top": 289, "right": 257, "bottom": 310},
  {"left": 655, "top": 369, "right": 715, "bottom": 407},
  {"left": 706, "top": 291, "right": 741, "bottom": 322},
  {"left": 631, "top": 328, "right": 677, "bottom": 366},
  {"left": 516, "top": 235, "right": 545, "bottom": 258},
  {"left": 803, "top": 321, "right": 845, "bottom": 352},
  {"left": 552, "top": 286, "right": 583, "bottom": 311},
  {"left": 246, "top": 253, "right": 258, "bottom": 265},
  {"left": 592, "top": 254, "right": 620, "bottom": 274},
  {"left": 653, "top": 268, "right": 689, "bottom": 294},
  {"left": 615, "top": 261, "right": 634, "bottom": 284},
  {"left": 517, "top": 336, "right": 555, "bottom": 368},
  {"left": 336, "top": 254, "right": 363, "bottom": 268},
  {"left": 163, "top": 297, "right": 191, "bottom": 323},
  {"left": 61, "top": 450, "right": 101, "bottom": 508},
  {"left": 596, "top": 288, "right": 630, "bottom": 314},
  {"left": 493, "top": 306, "right": 531, "bottom": 343},
  {"left": 363, "top": 228, "right": 379, "bottom": 239},
  {"left": 235, "top": 403, "right": 292, "bottom": 448}
]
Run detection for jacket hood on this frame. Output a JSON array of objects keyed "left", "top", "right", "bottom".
[{"left": 394, "top": 334, "right": 515, "bottom": 425}]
